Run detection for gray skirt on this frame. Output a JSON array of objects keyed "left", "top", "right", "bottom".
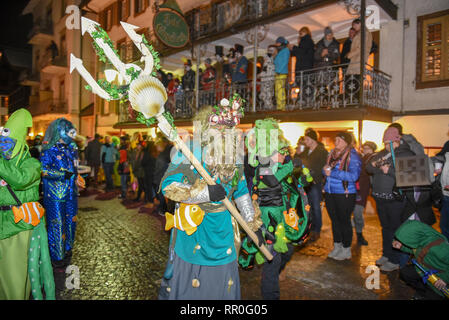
[{"left": 158, "top": 253, "right": 241, "bottom": 300}]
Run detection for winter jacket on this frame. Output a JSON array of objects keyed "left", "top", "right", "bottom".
[
  {"left": 297, "top": 142, "right": 328, "bottom": 184},
  {"left": 402, "top": 187, "right": 437, "bottom": 225},
  {"left": 274, "top": 46, "right": 290, "bottom": 75},
  {"left": 85, "top": 139, "right": 102, "bottom": 167},
  {"left": 323, "top": 148, "right": 361, "bottom": 194},
  {"left": 441, "top": 152, "right": 449, "bottom": 197},
  {"left": 356, "top": 153, "right": 373, "bottom": 207},
  {"left": 395, "top": 220, "right": 449, "bottom": 298},
  {"left": 346, "top": 28, "right": 373, "bottom": 75},
  {"left": 231, "top": 56, "right": 248, "bottom": 83},
  {"left": 101, "top": 143, "right": 118, "bottom": 164},
  {"left": 153, "top": 145, "right": 173, "bottom": 186},
  {"left": 366, "top": 142, "right": 415, "bottom": 197},
  {"left": 291, "top": 34, "right": 315, "bottom": 72},
  {"left": 314, "top": 37, "right": 340, "bottom": 68},
  {"left": 130, "top": 149, "right": 145, "bottom": 178}
]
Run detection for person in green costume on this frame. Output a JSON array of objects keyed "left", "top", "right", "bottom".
[
  {"left": 394, "top": 220, "right": 449, "bottom": 300},
  {"left": 0, "top": 108, "right": 55, "bottom": 300},
  {"left": 239, "top": 118, "right": 311, "bottom": 300}
]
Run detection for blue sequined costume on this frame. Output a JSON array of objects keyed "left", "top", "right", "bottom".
[{"left": 41, "top": 119, "right": 79, "bottom": 262}]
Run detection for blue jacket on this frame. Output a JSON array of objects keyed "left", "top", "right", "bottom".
[
  {"left": 101, "top": 143, "right": 118, "bottom": 164},
  {"left": 274, "top": 47, "right": 290, "bottom": 74},
  {"left": 232, "top": 56, "right": 248, "bottom": 83},
  {"left": 323, "top": 148, "right": 361, "bottom": 194}
]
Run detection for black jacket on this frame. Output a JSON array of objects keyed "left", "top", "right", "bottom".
[
  {"left": 297, "top": 143, "right": 329, "bottom": 185},
  {"left": 366, "top": 142, "right": 415, "bottom": 195},
  {"left": 402, "top": 188, "right": 437, "bottom": 225},
  {"left": 340, "top": 38, "right": 352, "bottom": 65},
  {"left": 314, "top": 37, "right": 340, "bottom": 68},
  {"left": 153, "top": 145, "right": 173, "bottom": 185},
  {"left": 85, "top": 139, "right": 102, "bottom": 166},
  {"left": 291, "top": 34, "right": 315, "bottom": 72}
]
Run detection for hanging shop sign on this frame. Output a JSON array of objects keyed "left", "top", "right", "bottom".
[{"left": 153, "top": 3, "right": 189, "bottom": 49}]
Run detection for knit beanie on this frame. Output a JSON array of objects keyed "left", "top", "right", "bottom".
[
  {"left": 336, "top": 131, "right": 352, "bottom": 145},
  {"left": 304, "top": 128, "right": 318, "bottom": 142},
  {"left": 383, "top": 127, "right": 401, "bottom": 143}
]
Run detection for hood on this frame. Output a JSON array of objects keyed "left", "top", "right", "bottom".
[
  {"left": 3, "top": 108, "right": 33, "bottom": 162},
  {"left": 395, "top": 220, "right": 447, "bottom": 249}
]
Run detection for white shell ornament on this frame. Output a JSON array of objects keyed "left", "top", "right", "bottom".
[{"left": 128, "top": 75, "right": 168, "bottom": 119}]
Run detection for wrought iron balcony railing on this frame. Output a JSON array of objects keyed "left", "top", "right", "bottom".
[
  {"left": 186, "top": 0, "right": 334, "bottom": 41},
  {"left": 117, "top": 64, "right": 391, "bottom": 123}
]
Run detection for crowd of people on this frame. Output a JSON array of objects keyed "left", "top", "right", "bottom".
[
  {"left": 159, "top": 18, "right": 376, "bottom": 113},
  {"left": 293, "top": 124, "right": 449, "bottom": 299}
]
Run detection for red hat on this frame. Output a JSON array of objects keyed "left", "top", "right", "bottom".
[{"left": 383, "top": 127, "right": 401, "bottom": 143}]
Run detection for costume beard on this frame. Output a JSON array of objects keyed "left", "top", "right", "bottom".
[{"left": 202, "top": 126, "right": 243, "bottom": 184}]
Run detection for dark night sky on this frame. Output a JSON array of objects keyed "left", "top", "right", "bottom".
[{"left": 0, "top": 0, "right": 33, "bottom": 50}]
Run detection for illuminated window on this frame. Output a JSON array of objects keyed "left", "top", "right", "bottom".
[
  {"left": 417, "top": 10, "right": 449, "bottom": 89},
  {"left": 119, "top": 0, "right": 131, "bottom": 21}
]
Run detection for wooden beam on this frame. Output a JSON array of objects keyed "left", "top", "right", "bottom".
[{"left": 374, "top": 0, "right": 398, "bottom": 20}]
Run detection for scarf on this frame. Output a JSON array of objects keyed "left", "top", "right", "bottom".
[{"left": 326, "top": 146, "right": 352, "bottom": 193}]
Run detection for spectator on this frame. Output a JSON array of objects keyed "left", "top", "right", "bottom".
[
  {"left": 394, "top": 220, "right": 449, "bottom": 300},
  {"left": 101, "top": 136, "right": 119, "bottom": 192},
  {"left": 182, "top": 59, "right": 195, "bottom": 91},
  {"left": 341, "top": 27, "right": 356, "bottom": 65},
  {"left": 323, "top": 132, "right": 361, "bottom": 260},
  {"left": 346, "top": 18, "right": 373, "bottom": 76},
  {"left": 142, "top": 141, "right": 157, "bottom": 204},
  {"left": 366, "top": 126, "right": 414, "bottom": 271},
  {"left": 289, "top": 26, "right": 315, "bottom": 77},
  {"left": 153, "top": 137, "right": 173, "bottom": 216},
  {"left": 130, "top": 142, "right": 146, "bottom": 202},
  {"left": 200, "top": 58, "right": 216, "bottom": 106},
  {"left": 314, "top": 26, "right": 340, "bottom": 68},
  {"left": 29, "top": 134, "right": 43, "bottom": 159},
  {"left": 214, "top": 46, "right": 225, "bottom": 82},
  {"left": 85, "top": 133, "right": 102, "bottom": 185},
  {"left": 259, "top": 45, "right": 277, "bottom": 110},
  {"left": 353, "top": 141, "right": 377, "bottom": 246},
  {"left": 295, "top": 128, "right": 329, "bottom": 241},
  {"left": 274, "top": 36, "right": 290, "bottom": 111},
  {"left": 438, "top": 147, "right": 449, "bottom": 240},
  {"left": 223, "top": 47, "right": 235, "bottom": 84},
  {"left": 118, "top": 136, "right": 130, "bottom": 199},
  {"left": 231, "top": 43, "right": 248, "bottom": 84}
]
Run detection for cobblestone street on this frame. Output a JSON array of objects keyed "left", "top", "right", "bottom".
[{"left": 55, "top": 188, "right": 428, "bottom": 300}]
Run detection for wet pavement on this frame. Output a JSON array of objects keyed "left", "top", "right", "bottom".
[{"left": 55, "top": 188, "right": 427, "bottom": 300}]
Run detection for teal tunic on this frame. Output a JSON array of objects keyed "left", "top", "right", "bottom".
[{"left": 161, "top": 165, "right": 249, "bottom": 266}]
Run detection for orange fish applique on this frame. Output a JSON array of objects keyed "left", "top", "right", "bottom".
[
  {"left": 283, "top": 208, "right": 299, "bottom": 231},
  {"left": 13, "top": 202, "right": 45, "bottom": 227},
  {"left": 165, "top": 203, "right": 205, "bottom": 235}
]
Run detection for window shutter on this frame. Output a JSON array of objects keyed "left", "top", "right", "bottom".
[
  {"left": 112, "top": 2, "right": 119, "bottom": 27},
  {"left": 421, "top": 15, "right": 449, "bottom": 82}
]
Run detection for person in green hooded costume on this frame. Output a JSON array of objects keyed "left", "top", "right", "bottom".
[
  {"left": 0, "top": 108, "right": 55, "bottom": 300},
  {"left": 394, "top": 220, "right": 449, "bottom": 300},
  {"left": 239, "top": 118, "right": 312, "bottom": 300}
]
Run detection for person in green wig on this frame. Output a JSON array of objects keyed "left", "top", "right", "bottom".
[
  {"left": 0, "top": 108, "right": 55, "bottom": 300},
  {"left": 394, "top": 220, "right": 449, "bottom": 300},
  {"left": 240, "top": 118, "right": 312, "bottom": 300}
]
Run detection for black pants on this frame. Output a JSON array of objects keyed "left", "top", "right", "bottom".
[
  {"left": 135, "top": 177, "right": 147, "bottom": 201},
  {"left": 399, "top": 265, "right": 445, "bottom": 300},
  {"left": 261, "top": 244, "right": 294, "bottom": 300},
  {"left": 374, "top": 197, "right": 405, "bottom": 264},
  {"left": 324, "top": 193, "right": 356, "bottom": 248}
]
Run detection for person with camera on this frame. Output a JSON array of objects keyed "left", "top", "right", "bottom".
[{"left": 366, "top": 126, "right": 415, "bottom": 271}]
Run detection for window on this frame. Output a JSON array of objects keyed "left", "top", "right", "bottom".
[
  {"left": 417, "top": 10, "right": 449, "bottom": 89},
  {"left": 105, "top": 6, "right": 113, "bottom": 30},
  {"left": 119, "top": 0, "right": 131, "bottom": 21},
  {"left": 134, "top": 0, "right": 149, "bottom": 16}
]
